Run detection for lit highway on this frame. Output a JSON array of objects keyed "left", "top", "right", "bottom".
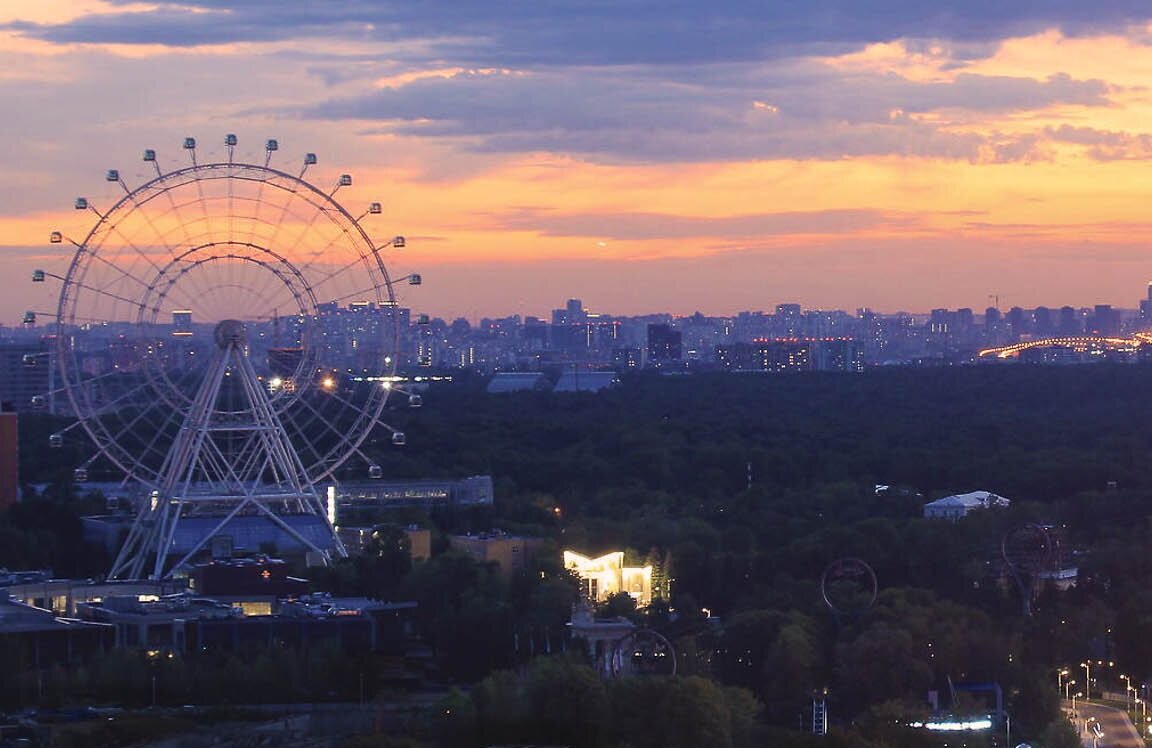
[{"left": 1070, "top": 701, "right": 1143, "bottom": 748}]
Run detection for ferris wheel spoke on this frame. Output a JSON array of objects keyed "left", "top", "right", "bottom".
[
  {"left": 62, "top": 278, "right": 149, "bottom": 311},
  {"left": 117, "top": 182, "right": 188, "bottom": 267},
  {"left": 262, "top": 179, "right": 304, "bottom": 275},
  {"left": 304, "top": 250, "right": 372, "bottom": 295},
  {"left": 59, "top": 368, "right": 165, "bottom": 416},
  {"left": 83, "top": 248, "right": 155, "bottom": 295},
  {"left": 100, "top": 399, "right": 179, "bottom": 467},
  {"left": 154, "top": 182, "right": 198, "bottom": 259},
  {"left": 226, "top": 165, "right": 237, "bottom": 247},
  {"left": 103, "top": 218, "right": 172, "bottom": 280},
  {"left": 291, "top": 217, "right": 361, "bottom": 282},
  {"left": 249, "top": 251, "right": 296, "bottom": 312},
  {"left": 276, "top": 200, "right": 347, "bottom": 278},
  {"left": 245, "top": 174, "right": 269, "bottom": 248},
  {"left": 284, "top": 396, "right": 366, "bottom": 471}
]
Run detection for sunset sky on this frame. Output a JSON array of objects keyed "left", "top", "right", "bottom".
[{"left": 5, "top": 1, "right": 1152, "bottom": 321}]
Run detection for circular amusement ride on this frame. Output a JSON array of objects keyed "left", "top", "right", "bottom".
[{"left": 26, "top": 136, "right": 421, "bottom": 580}]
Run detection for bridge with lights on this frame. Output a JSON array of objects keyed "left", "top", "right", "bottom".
[{"left": 978, "top": 333, "right": 1152, "bottom": 360}]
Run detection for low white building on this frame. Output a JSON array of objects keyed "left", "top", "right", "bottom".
[{"left": 923, "top": 490, "right": 1010, "bottom": 521}]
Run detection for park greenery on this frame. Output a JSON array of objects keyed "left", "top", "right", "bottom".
[{"left": 7, "top": 363, "right": 1152, "bottom": 746}]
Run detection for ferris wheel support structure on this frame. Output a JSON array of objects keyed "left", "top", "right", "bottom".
[{"left": 109, "top": 319, "right": 346, "bottom": 580}]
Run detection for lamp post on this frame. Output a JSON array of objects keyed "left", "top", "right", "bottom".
[
  {"left": 1058, "top": 668, "right": 1070, "bottom": 694},
  {"left": 1082, "top": 662, "right": 1092, "bottom": 698},
  {"left": 1065, "top": 679, "right": 1076, "bottom": 701},
  {"left": 1122, "top": 674, "right": 1133, "bottom": 711},
  {"left": 1072, "top": 691, "right": 1083, "bottom": 714}
]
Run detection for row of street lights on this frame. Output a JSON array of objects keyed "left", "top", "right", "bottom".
[{"left": 1058, "top": 663, "right": 1148, "bottom": 725}]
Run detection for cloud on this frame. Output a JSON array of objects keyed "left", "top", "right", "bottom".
[
  {"left": 1046, "top": 124, "right": 1152, "bottom": 160},
  {"left": 487, "top": 208, "right": 920, "bottom": 241},
  {"left": 300, "top": 65, "right": 1106, "bottom": 163},
  {"left": 0, "top": 1, "right": 1129, "bottom": 170},
  {"left": 7, "top": 1, "right": 1152, "bottom": 66}
]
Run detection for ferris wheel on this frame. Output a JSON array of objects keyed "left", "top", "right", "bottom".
[{"left": 30, "top": 135, "right": 422, "bottom": 579}]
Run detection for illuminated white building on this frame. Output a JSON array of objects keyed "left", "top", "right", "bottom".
[
  {"left": 923, "top": 490, "right": 1010, "bottom": 521},
  {"left": 563, "top": 550, "right": 653, "bottom": 607}
]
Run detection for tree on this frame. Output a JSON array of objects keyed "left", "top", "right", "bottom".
[
  {"left": 357, "top": 524, "right": 414, "bottom": 600},
  {"left": 600, "top": 591, "right": 638, "bottom": 620}
]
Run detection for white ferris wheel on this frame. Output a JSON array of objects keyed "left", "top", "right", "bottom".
[{"left": 29, "top": 135, "right": 422, "bottom": 580}]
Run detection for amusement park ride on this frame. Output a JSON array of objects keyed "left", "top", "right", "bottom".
[{"left": 25, "top": 136, "right": 422, "bottom": 580}]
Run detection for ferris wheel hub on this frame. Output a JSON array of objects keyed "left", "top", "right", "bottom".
[{"left": 214, "top": 319, "right": 247, "bottom": 349}]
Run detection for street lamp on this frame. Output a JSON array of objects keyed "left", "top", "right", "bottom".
[
  {"left": 1065, "top": 679, "right": 1076, "bottom": 701},
  {"left": 1058, "top": 668, "right": 1070, "bottom": 697},
  {"left": 1072, "top": 691, "right": 1083, "bottom": 713},
  {"left": 1122, "top": 674, "right": 1133, "bottom": 711},
  {"left": 1082, "top": 662, "right": 1092, "bottom": 697}
]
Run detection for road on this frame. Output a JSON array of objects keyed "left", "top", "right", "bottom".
[{"left": 1068, "top": 700, "right": 1144, "bottom": 748}]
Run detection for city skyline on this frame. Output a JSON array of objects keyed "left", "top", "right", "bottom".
[{"left": 8, "top": 3, "right": 1152, "bottom": 320}]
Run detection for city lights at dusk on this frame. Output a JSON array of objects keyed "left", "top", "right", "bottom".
[{"left": 7, "top": 6, "right": 1152, "bottom": 747}]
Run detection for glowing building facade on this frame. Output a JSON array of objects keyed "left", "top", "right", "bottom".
[{"left": 563, "top": 550, "right": 653, "bottom": 607}]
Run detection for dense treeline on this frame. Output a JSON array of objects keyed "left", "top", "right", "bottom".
[
  {"left": 373, "top": 365, "right": 1152, "bottom": 503},
  {"left": 11, "top": 363, "right": 1152, "bottom": 746}
]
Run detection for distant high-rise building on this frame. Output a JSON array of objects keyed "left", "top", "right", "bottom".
[
  {"left": 646, "top": 324, "right": 682, "bottom": 364},
  {"left": 172, "top": 310, "right": 192, "bottom": 336},
  {"left": 612, "top": 347, "right": 642, "bottom": 369},
  {"left": 552, "top": 299, "right": 587, "bottom": 327},
  {"left": 811, "top": 339, "right": 864, "bottom": 372},
  {"left": 756, "top": 340, "right": 811, "bottom": 372},
  {"left": 929, "top": 309, "right": 951, "bottom": 335},
  {"left": 1033, "top": 306, "right": 1053, "bottom": 336},
  {"left": 0, "top": 344, "right": 50, "bottom": 413},
  {"left": 566, "top": 299, "right": 586, "bottom": 324},
  {"left": 985, "top": 307, "right": 1001, "bottom": 326},
  {"left": 715, "top": 342, "right": 755, "bottom": 370},
  {"left": 1006, "top": 306, "right": 1028, "bottom": 335},
  {"left": 523, "top": 318, "right": 548, "bottom": 348},
  {"left": 1139, "top": 298, "right": 1152, "bottom": 329},
  {"left": 775, "top": 303, "right": 802, "bottom": 337},
  {"left": 1058, "top": 306, "right": 1079, "bottom": 335},
  {"left": 266, "top": 347, "right": 304, "bottom": 378},
  {"left": 550, "top": 324, "right": 587, "bottom": 354},
  {"left": 1091, "top": 304, "right": 1119, "bottom": 336}
]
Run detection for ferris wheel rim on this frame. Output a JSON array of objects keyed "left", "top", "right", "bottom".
[{"left": 53, "top": 155, "right": 402, "bottom": 487}]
